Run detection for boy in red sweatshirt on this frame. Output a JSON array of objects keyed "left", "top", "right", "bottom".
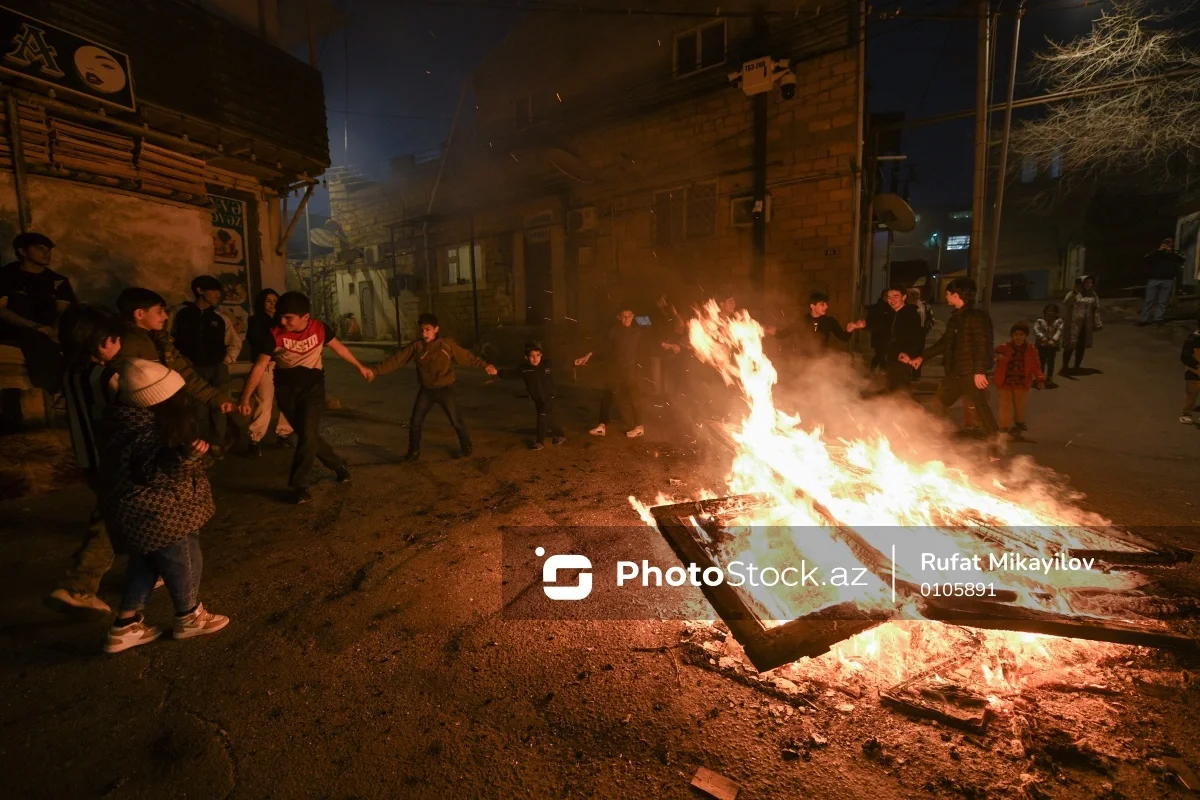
[{"left": 993, "top": 321, "right": 1045, "bottom": 435}]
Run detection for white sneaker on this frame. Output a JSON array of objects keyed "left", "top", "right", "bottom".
[
  {"left": 626, "top": 425, "right": 645, "bottom": 438},
  {"left": 154, "top": 577, "right": 165, "bottom": 590},
  {"left": 104, "top": 615, "right": 161, "bottom": 654},
  {"left": 1181, "top": 415, "right": 1195, "bottom": 425},
  {"left": 173, "top": 603, "right": 230, "bottom": 640},
  {"left": 589, "top": 424, "right": 607, "bottom": 436},
  {"left": 45, "top": 588, "right": 111, "bottom": 615}
]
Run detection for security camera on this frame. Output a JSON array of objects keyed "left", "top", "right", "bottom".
[{"left": 780, "top": 71, "right": 797, "bottom": 100}]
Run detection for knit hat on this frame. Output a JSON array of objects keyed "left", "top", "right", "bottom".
[
  {"left": 118, "top": 358, "right": 186, "bottom": 407},
  {"left": 524, "top": 341, "right": 544, "bottom": 354}
]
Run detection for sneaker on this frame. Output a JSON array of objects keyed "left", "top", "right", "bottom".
[
  {"left": 246, "top": 440, "right": 263, "bottom": 458},
  {"left": 552, "top": 436, "right": 566, "bottom": 446},
  {"left": 589, "top": 424, "right": 607, "bottom": 436},
  {"left": 626, "top": 425, "right": 645, "bottom": 438},
  {"left": 275, "top": 434, "right": 295, "bottom": 448},
  {"left": 294, "top": 487, "right": 313, "bottom": 505},
  {"left": 459, "top": 445, "right": 474, "bottom": 458},
  {"left": 335, "top": 467, "right": 352, "bottom": 483},
  {"left": 1182, "top": 415, "right": 1196, "bottom": 425},
  {"left": 1015, "top": 422, "right": 1028, "bottom": 431},
  {"left": 104, "top": 614, "right": 161, "bottom": 654},
  {"left": 154, "top": 577, "right": 164, "bottom": 590},
  {"left": 173, "top": 603, "right": 230, "bottom": 640},
  {"left": 531, "top": 442, "right": 545, "bottom": 451},
  {"left": 44, "top": 588, "right": 110, "bottom": 616},
  {"left": 403, "top": 449, "right": 421, "bottom": 462}
]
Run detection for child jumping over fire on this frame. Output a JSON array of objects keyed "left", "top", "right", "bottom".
[
  {"left": 993, "top": 321, "right": 1045, "bottom": 436},
  {"left": 498, "top": 341, "right": 566, "bottom": 450},
  {"left": 373, "top": 312, "right": 498, "bottom": 460}
]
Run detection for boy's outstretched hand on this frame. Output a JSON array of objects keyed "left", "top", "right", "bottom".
[
  {"left": 485, "top": 365, "right": 498, "bottom": 376},
  {"left": 574, "top": 353, "right": 592, "bottom": 367},
  {"left": 358, "top": 365, "right": 375, "bottom": 382}
]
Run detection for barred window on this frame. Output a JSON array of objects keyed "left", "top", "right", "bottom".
[{"left": 654, "top": 182, "right": 717, "bottom": 245}]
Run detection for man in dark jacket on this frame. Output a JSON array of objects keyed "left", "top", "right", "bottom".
[
  {"left": 498, "top": 341, "right": 566, "bottom": 449},
  {"left": 576, "top": 306, "right": 646, "bottom": 438},
  {"left": 172, "top": 275, "right": 234, "bottom": 451},
  {"left": 876, "top": 286, "right": 926, "bottom": 392},
  {"left": 907, "top": 277, "right": 998, "bottom": 438},
  {"left": 766, "top": 291, "right": 866, "bottom": 352},
  {"left": 1139, "top": 237, "right": 1185, "bottom": 326},
  {"left": 1181, "top": 316, "right": 1200, "bottom": 425}
]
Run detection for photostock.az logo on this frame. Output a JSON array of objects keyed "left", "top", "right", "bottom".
[{"left": 537, "top": 547, "right": 592, "bottom": 601}]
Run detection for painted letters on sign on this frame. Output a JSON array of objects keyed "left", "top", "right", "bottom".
[
  {"left": 210, "top": 194, "right": 252, "bottom": 338},
  {"left": 0, "top": 6, "right": 135, "bottom": 111}
]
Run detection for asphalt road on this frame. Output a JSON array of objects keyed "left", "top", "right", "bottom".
[{"left": 1, "top": 301, "right": 1199, "bottom": 799}]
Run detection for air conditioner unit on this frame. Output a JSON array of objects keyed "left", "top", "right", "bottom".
[
  {"left": 363, "top": 244, "right": 379, "bottom": 266},
  {"left": 731, "top": 194, "right": 773, "bottom": 227},
  {"left": 568, "top": 206, "right": 598, "bottom": 233}
]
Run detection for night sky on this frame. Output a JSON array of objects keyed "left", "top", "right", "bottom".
[{"left": 296, "top": 1, "right": 1110, "bottom": 219}]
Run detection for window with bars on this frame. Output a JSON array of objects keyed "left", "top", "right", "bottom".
[{"left": 654, "top": 182, "right": 718, "bottom": 245}]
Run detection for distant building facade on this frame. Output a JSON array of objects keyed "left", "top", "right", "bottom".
[{"left": 329, "top": 0, "right": 863, "bottom": 347}]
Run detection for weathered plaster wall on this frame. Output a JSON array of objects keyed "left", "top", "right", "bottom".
[{"left": 0, "top": 173, "right": 213, "bottom": 307}]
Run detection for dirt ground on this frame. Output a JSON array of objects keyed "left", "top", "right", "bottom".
[{"left": 2, "top": 301, "right": 1200, "bottom": 799}]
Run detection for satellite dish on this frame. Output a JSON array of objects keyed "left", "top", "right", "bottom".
[
  {"left": 324, "top": 218, "right": 345, "bottom": 235},
  {"left": 309, "top": 228, "right": 337, "bottom": 247},
  {"left": 874, "top": 194, "right": 917, "bottom": 233},
  {"left": 546, "top": 147, "right": 596, "bottom": 184}
]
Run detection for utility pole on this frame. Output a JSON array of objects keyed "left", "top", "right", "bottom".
[
  {"left": 751, "top": 9, "right": 770, "bottom": 293},
  {"left": 983, "top": 1, "right": 1026, "bottom": 310},
  {"left": 969, "top": 0, "right": 992, "bottom": 286}
]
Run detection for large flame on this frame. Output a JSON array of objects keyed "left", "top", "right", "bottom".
[{"left": 633, "top": 301, "right": 1145, "bottom": 690}]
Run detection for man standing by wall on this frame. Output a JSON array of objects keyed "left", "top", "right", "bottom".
[
  {"left": 0, "top": 232, "right": 75, "bottom": 396},
  {"left": 1138, "top": 237, "right": 1184, "bottom": 327},
  {"left": 172, "top": 275, "right": 238, "bottom": 454}
]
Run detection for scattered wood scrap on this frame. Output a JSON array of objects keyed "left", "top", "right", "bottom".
[{"left": 691, "top": 767, "right": 740, "bottom": 800}]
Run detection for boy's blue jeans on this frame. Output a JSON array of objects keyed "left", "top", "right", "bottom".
[{"left": 119, "top": 533, "right": 203, "bottom": 616}]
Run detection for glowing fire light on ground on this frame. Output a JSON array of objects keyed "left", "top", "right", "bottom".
[{"left": 630, "top": 302, "right": 1150, "bottom": 692}]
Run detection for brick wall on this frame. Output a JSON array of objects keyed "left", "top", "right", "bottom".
[{"left": 565, "top": 47, "right": 859, "bottom": 329}]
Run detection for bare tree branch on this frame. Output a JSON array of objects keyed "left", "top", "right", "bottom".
[{"left": 1011, "top": 1, "right": 1200, "bottom": 190}]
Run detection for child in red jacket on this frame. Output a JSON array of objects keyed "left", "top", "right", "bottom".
[{"left": 994, "top": 321, "right": 1045, "bottom": 434}]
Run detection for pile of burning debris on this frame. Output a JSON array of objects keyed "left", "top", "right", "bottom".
[{"left": 624, "top": 302, "right": 1200, "bottom": 793}]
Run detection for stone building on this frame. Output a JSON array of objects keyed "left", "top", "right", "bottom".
[
  {"left": 329, "top": 0, "right": 863, "bottom": 349},
  {"left": 0, "top": 0, "right": 328, "bottom": 336}
]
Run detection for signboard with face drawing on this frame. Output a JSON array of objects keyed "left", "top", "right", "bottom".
[{"left": 0, "top": 6, "right": 135, "bottom": 112}]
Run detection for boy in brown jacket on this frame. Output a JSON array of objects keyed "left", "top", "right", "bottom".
[{"left": 374, "top": 313, "right": 497, "bottom": 460}]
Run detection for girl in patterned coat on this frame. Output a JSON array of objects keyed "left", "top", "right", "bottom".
[{"left": 101, "top": 358, "right": 229, "bottom": 654}]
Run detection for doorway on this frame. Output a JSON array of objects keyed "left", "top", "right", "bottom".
[
  {"left": 525, "top": 230, "right": 553, "bottom": 325},
  {"left": 358, "top": 280, "right": 377, "bottom": 339}
]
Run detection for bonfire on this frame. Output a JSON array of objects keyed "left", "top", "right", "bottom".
[{"left": 629, "top": 301, "right": 1193, "bottom": 721}]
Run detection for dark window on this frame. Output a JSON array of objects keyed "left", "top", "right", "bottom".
[
  {"left": 674, "top": 32, "right": 698, "bottom": 77},
  {"left": 687, "top": 183, "right": 717, "bottom": 239},
  {"left": 655, "top": 183, "right": 717, "bottom": 245},
  {"left": 700, "top": 23, "right": 726, "bottom": 70},
  {"left": 675, "top": 21, "right": 725, "bottom": 76}
]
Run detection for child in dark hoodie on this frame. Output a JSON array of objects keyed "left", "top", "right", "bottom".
[{"left": 498, "top": 341, "right": 566, "bottom": 450}]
